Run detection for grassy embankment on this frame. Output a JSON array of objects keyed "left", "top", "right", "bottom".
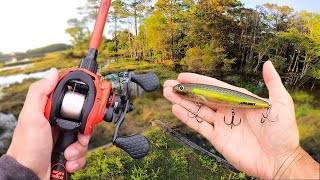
[{"left": 0, "top": 52, "right": 79, "bottom": 76}]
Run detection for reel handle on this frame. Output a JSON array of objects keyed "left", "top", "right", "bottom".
[
  {"left": 131, "top": 73, "right": 159, "bottom": 92},
  {"left": 50, "top": 131, "right": 78, "bottom": 180},
  {"left": 114, "top": 134, "right": 150, "bottom": 159}
]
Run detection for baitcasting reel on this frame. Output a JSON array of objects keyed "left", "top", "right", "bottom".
[
  {"left": 43, "top": 0, "right": 160, "bottom": 179},
  {"left": 45, "top": 66, "right": 159, "bottom": 180}
]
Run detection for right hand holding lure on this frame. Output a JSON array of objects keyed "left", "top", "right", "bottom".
[{"left": 173, "top": 83, "right": 278, "bottom": 129}]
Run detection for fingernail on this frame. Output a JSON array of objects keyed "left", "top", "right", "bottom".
[{"left": 44, "top": 68, "right": 55, "bottom": 79}]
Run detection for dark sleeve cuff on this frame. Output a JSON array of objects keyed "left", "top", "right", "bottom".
[{"left": 0, "top": 155, "right": 40, "bottom": 180}]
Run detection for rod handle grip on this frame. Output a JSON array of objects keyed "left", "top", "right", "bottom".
[{"left": 50, "top": 131, "right": 78, "bottom": 180}]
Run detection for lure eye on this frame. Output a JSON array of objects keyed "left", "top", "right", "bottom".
[{"left": 179, "top": 85, "right": 184, "bottom": 91}]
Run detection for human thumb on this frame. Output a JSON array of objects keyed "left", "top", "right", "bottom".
[
  {"left": 263, "top": 61, "right": 287, "bottom": 100},
  {"left": 24, "top": 68, "right": 59, "bottom": 113}
]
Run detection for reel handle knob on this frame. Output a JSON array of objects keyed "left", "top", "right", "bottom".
[
  {"left": 50, "top": 131, "right": 78, "bottom": 180},
  {"left": 114, "top": 134, "right": 150, "bottom": 159},
  {"left": 131, "top": 73, "right": 159, "bottom": 92}
]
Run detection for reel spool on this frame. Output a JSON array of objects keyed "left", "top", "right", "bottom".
[{"left": 60, "top": 91, "right": 86, "bottom": 120}]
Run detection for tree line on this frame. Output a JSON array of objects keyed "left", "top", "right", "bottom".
[
  {"left": 66, "top": 0, "right": 320, "bottom": 89},
  {"left": 0, "top": 44, "right": 72, "bottom": 63}
]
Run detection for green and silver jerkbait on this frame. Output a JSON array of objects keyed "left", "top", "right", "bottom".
[{"left": 173, "top": 83, "right": 269, "bottom": 109}]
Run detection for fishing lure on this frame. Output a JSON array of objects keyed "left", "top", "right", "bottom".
[{"left": 173, "top": 83, "right": 276, "bottom": 128}]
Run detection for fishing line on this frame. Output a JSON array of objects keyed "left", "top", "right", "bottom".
[{"left": 60, "top": 91, "right": 86, "bottom": 120}]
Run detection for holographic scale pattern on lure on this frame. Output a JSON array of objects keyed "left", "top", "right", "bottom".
[{"left": 173, "top": 83, "right": 269, "bottom": 109}]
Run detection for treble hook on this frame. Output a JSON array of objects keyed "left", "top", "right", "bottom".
[
  {"left": 187, "top": 102, "right": 203, "bottom": 123},
  {"left": 261, "top": 104, "right": 278, "bottom": 123},
  {"left": 224, "top": 109, "right": 241, "bottom": 129}
]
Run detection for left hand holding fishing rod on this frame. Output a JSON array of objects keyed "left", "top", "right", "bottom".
[
  {"left": 6, "top": 68, "right": 89, "bottom": 180},
  {"left": 163, "top": 61, "right": 319, "bottom": 179}
]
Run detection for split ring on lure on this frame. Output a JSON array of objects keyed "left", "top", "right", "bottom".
[{"left": 173, "top": 83, "right": 278, "bottom": 129}]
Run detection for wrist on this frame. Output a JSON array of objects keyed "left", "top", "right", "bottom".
[{"left": 273, "top": 146, "right": 320, "bottom": 179}]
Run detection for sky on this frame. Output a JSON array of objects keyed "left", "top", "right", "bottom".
[
  {"left": 242, "top": 0, "right": 320, "bottom": 13},
  {"left": 0, "top": 0, "right": 319, "bottom": 54},
  {"left": 0, "top": 0, "right": 87, "bottom": 53}
]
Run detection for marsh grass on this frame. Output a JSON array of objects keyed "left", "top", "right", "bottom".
[
  {"left": 0, "top": 52, "right": 79, "bottom": 76},
  {"left": 3, "top": 60, "right": 32, "bottom": 67}
]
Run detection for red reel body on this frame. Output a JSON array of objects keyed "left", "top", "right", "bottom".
[{"left": 44, "top": 68, "right": 112, "bottom": 135}]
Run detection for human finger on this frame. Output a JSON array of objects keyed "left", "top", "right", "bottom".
[
  {"left": 64, "top": 141, "right": 88, "bottom": 161},
  {"left": 263, "top": 61, "right": 291, "bottom": 102},
  {"left": 77, "top": 133, "right": 91, "bottom": 147},
  {"left": 163, "top": 80, "right": 180, "bottom": 88},
  {"left": 66, "top": 156, "right": 86, "bottom": 173},
  {"left": 23, "top": 68, "right": 59, "bottom": 115},
  {"left": 64, "top": 134, "right": 90, "bottom": 161},
  {"left": 172, "top": 104, "right": 217, "bottom": 141}
]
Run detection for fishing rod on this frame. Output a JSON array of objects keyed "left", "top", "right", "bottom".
[{"left": 45, "top": 0, "right": 159, "bottom": 179}]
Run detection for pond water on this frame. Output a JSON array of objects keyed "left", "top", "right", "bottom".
[{"left": 0, "top": 70, "right": 50, "bottom": 87}]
